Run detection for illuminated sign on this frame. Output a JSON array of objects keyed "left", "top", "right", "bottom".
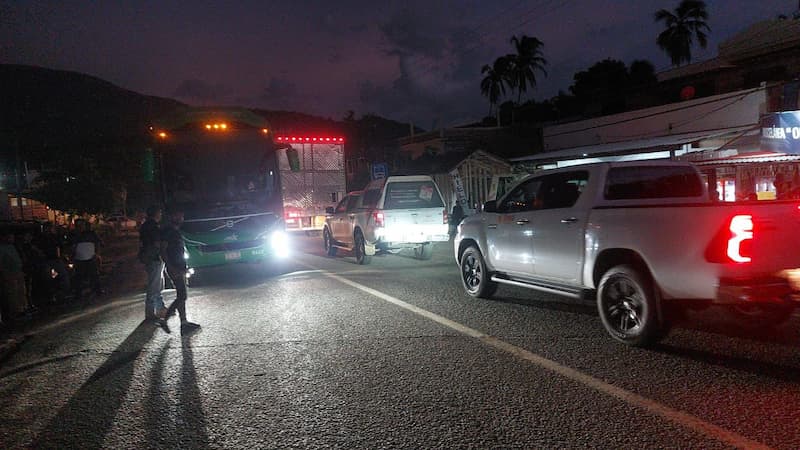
[{"left": 760, "top": 111, "right": 800, "bottom": 154}]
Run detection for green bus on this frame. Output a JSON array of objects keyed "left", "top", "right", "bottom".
[{"left": 151, "top": 108, "right": 289, "bottom": 274}]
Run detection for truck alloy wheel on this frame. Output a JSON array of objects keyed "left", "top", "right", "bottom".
[
  {"left": 460, "top": 246, "right": 497, "bottom": 298},
  {"left": 354, "top": 232, "right": 372, "bottom": 265},
  {"left": 323, "top": 229, "right": 337, "bottom": 256},
  {"left": 414, "top": 243, "right": 433, "bottom": 260},
  {"left": 597, "top": 265, "right": 664, "bottom": 347}
]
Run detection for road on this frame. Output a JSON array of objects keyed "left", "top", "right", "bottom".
[{"left": 1, "top": 234, "right": 799, "bottom": 449}]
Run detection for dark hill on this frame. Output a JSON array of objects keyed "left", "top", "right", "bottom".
[{"left": 0, "top": 64, "right": 184, "bottom": 153}]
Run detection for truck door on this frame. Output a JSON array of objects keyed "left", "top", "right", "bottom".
[
  {"left": 530, "top": 171, "right": 589, "bottom": 284},
  {"left": 486, "top": 178, "right": 542, "bottom": 277},
  {"left": 331, "top": 196, "right": 350, "bottom": 244}
]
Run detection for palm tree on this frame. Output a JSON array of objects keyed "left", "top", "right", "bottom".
[
  {"left": 507, "top": 35, "right": 547, "bottom": 104},
  {"left": 655, "top": 0, "right": 710, "bottom": 67},
  {"left": 480, "top": 56, "right": 513, "bottom": 120}
]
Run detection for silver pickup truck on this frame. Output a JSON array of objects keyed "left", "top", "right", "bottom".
[
  {"left": 324, "top": 175, "right": 450, "bottom": 264},
  {"left": 454, "top": 161, "right": 800, "bottom": 346}
]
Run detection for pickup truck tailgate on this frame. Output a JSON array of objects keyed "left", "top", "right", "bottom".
[{"left": 379, "top": 208, "right": 449, "bottom": 243}]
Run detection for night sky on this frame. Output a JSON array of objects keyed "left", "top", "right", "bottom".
[{"left": 0, "top": 0, "right": 794, "bottom": 127}]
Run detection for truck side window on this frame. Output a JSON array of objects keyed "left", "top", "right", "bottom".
[
  {"left": 335, "top": 197, "right": 349, "bottom": 213},
  {"left": 538, "top": 171, "right": 589, "bottom": 209},
  {"left": 500, "top": 179, "right": 541, "bottom": 212},
  {"left": 345, "top": 194, "right": 361, "bottom": 212}
]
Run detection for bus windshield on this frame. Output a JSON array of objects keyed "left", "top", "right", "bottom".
[{"left": 160, "top": 131, "right": 280, "bottom": 219}]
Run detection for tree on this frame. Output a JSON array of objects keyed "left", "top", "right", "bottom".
[
  {"left": 655, "top": 0, "right": 710, "bottom": 67},
  {"left": 629, "top": 60, "right": 657, "bottom": 86},
  {"left": 507, "top": 35, "right": 548, "bottom": 103},
  {"left": 480, "top": 56, "right": 513, "bottom": 123}
]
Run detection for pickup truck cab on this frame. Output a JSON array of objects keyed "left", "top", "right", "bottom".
[
  {"left": 455, "top": 161, "right": 800, "bottom": 346},
  {"left": 323, "top": 176, "right": 449, "bottom": 264}
]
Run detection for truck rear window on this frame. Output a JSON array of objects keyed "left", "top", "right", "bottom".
[
  {"left": 383, "top": 181, "right": 444, "bottom": 209},
  {"left": 605, "top": 166, "right": 703, "bottom": 200}
]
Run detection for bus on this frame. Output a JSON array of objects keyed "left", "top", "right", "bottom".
[{"left": 151, "top": 108, "right": 289, "bottom": 274}]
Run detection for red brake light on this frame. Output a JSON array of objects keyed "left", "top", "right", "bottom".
[
  {"left": 373, "top": 211, "right": 384, "bottom": 228},
  {"left": 727, "top": 214, "right": 753, "bottom": 263}
]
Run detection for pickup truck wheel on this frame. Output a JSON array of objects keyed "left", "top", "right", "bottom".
[
  {"left": 460, "top": 246, "right": 497, "bottom": 298},
  {"left": 414, "top": 243, "right": 434, "bottom": 260},
  {"left": 597, "top": 265, "right": 664, "bottom": 347},
  {"left": 354, "top": 232, "right": 372, "bottom": 265},
  {"left": 323, "top": 229, "right": 337, "bottom": 256}
]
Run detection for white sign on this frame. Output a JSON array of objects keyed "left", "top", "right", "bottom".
[{"left": 450, "top": 169, "right": 467, "bottom": 207}]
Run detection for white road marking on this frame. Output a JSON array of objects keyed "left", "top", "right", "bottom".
[{"left": 310, "top": 265, "right": 773, "bottom": 450}]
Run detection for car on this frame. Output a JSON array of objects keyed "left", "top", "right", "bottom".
[{"left": 323, "top": 176, "right": 450, "bottom": 264}]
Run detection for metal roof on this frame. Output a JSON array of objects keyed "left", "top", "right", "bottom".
[{"left": 510, "top": 126, "right": 755, "bottom": 163}]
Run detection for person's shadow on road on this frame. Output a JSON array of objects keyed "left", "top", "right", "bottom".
[
  {"left": 145, "top": 333, "right": 211, "bottom": 449},
  {"left": 34, "top": 321, "right": 157, "bottom": 449}
]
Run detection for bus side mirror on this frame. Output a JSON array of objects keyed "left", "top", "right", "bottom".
[
  {"left": 483, "top": 200, "right": 497, "bottom": 213},
  {"left": 325, "top": 206, "right": 335, "bottom": 215}
]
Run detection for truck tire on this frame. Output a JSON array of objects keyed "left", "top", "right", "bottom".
[
  {"left": 414, "top": 243, "right": 434, "bottom": 260},
  {"left": 459, "top": 246, "right": 497, "bottom": 299},
  {"left": 323, "top": 228, "right": 337, "bottom": 256},
  {"left": 597, "top": 264, "right": 666, "bottom": 347},
  {"left": 354, "top": 231, "right": 372, "bottom": 265}
]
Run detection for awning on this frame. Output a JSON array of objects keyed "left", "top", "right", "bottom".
[{"left": 511, "top": 126, "right": 756, "bottom": 164}]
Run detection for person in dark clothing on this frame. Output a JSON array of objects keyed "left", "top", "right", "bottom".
[
  {"left": 72, "top": 220, "right": 104, "bottom": 301},
  {"left": 36, "top": 222, "right": 71, "bottom": 302},
  {"left": 140, "top": 205, "right": 166, "bottom": 322},
  {"left": 159, "top": 208, "right": 199, "bottom": 334},
  {"left": 448, "top": 203, "right": 465, "bottom": 238},
  {"left": 17, "top": 231, "right": 45, "bottom": 309}
]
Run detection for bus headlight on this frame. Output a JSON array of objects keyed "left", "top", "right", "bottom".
[
  {"left": 184, "top": 251, "right": 190, "bottom": 260},
  {"left": 269, "top": 230, "right": 290, "bottom": 258}
]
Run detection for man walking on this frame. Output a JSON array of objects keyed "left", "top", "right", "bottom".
[
  {"left": 140, "top": 205, "right": 166, "bottom": 322},
  {"left": 159, "top": 207, "right": 200, "bottom": 334}
]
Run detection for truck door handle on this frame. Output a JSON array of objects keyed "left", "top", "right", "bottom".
[
  {"left": 515, "top": 219, "right": 529, "bottom": 225},
  {"left": 487, "top": 224, "right": 498, "bottom": 229},
  {"left": 560, "top": 217, "right": 578, "bottom": 224}
]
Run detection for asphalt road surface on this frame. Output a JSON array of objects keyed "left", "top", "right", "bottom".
[{"left": 2, "top": 234, "right": 799, "bottom": 449}]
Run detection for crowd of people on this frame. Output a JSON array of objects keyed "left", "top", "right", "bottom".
[{"left": 0, "top": 219, "right": 105, "bottom": 325}]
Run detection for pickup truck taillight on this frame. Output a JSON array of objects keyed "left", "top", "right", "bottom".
[
  {"left": 443, "top": 209, "right": 448, "bottom": 225},
  {"left": 705, "top": 214, "right": 755, "bottom": 264},
  {"left": 373, "top": 211, "right": 384, "bottom": 228},
  {"left": 727, "top": 214, "right": 753, "bottom": 263}
]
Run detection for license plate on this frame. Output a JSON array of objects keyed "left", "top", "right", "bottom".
[{"left": 225, "top": 251, "right": 241, "bottom": 261}]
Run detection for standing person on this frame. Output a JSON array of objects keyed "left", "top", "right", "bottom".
[
  {"left": 159, "top": 208, "right": 200, "bottom": 334},
  {"left": 17, "top": 231, "right": 45, "bottom": 310},
  {"left": 35, "top": 222, "right": 71, "bottom": 302},
  {"left": 72, "top": 220, "right": 104, "bottom": 301},
  {"left": 139, "top": 205, "right": 166, "bottom": 322},
  {"left": 0, "top": 230, "right": 29, "bottom": 321}
]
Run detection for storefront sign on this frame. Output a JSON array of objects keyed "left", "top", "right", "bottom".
[
  {"left": 450, "top": 169, "right": 468, "bottom": 208},
  {"left": 761, "top": 111, "right": 800, "bottom": 154}
]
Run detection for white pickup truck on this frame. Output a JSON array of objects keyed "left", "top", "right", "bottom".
[
  {"left": 454, "top": 161, "right": 800, "bottom": 346},
  {"left": 323, "top": 175, "right": 450, "bottom": 264}
]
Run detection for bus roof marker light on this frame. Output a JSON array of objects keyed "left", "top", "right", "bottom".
[
  {"left": 205, "top": 124, "right": 212, "bottom": 129},
  {"left": 220, "top": 123, "right": 227, "bottom": 130},
  {"left": 158, "top": 132, "right": 168, "bottom": 139}
]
